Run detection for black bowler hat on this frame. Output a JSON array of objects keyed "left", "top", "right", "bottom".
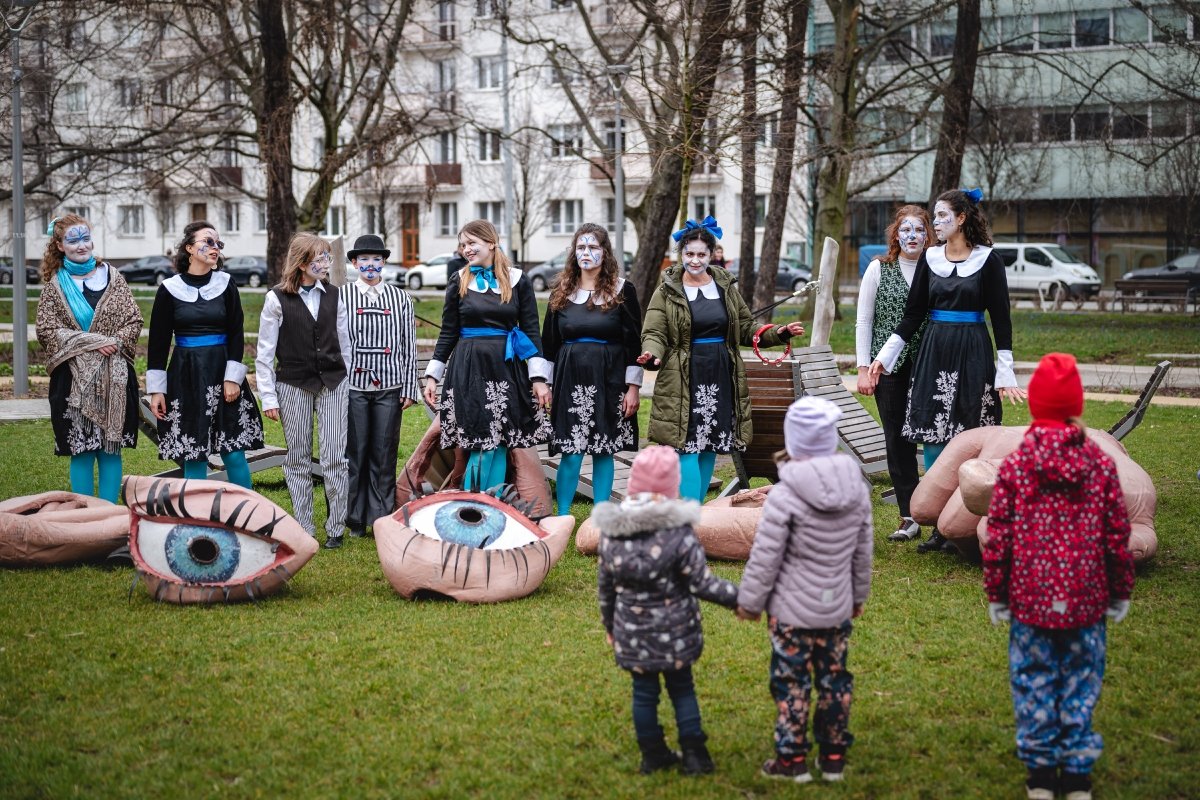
[{"left": 347, "top": 234, "right": 391, "bottom": 260}]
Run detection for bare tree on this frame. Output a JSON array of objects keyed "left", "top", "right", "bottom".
[
  {"left": 926, "top": 0, "right": 981, "bottom": 204},
  {"left": 736, "top": 0, "right": 763, "bottom": 303}
]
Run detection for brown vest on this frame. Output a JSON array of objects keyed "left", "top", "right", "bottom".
[{"left": 274, "top": 285, "right": 346, "bottom": 393}]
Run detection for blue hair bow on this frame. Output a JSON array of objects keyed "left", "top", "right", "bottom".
[
  {"left": 961, "top": 187, "right": 984, "bottom": 204},
  {"left": 671, "top": 215, "right": 723, "bottom": 242},
  {"left": 46, "top": 217, "right": 60, "bottom": 236}
]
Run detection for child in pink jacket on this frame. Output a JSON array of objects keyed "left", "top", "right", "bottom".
[{"left": 984, "top": 353, "right": 1135, "bottom": 800}]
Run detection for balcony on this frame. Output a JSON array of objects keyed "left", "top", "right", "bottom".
[
  {"left": 426, "top": 162, "right": 462, "bottom": 188},
  {"left": 414, "top": 24, "right": 457, "bottom": 50},
  {"left": 588, "top": 154, "right": 649, "bottom": 185},
  {"left": 690, "top": 158, "right": 723, "bottom": 184},
  {"left": 209, "top": 166, "right": 243, "bottom": 188}
]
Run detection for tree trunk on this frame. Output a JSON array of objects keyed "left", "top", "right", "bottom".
[
  {"left": 928, "top": 0, "right": 982, "bottom": 205},
  {"left": 258, "top": 0, "right": 297, "bottom": 285},
  {"left": 752, "top": 0, "right": 809, "bottom": 320},
  {"left": 737, "top": 0, "right": 762, "bottom": 303}
]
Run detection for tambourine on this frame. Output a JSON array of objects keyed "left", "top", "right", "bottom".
[{"left": 752, "top": 323, "right": 791, "bottom": 366}]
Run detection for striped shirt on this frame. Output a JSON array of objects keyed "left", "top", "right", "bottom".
[{"left": 341, "top": 279, "right": 420, "bottom": 399}]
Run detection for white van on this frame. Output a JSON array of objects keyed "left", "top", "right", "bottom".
[{"left": 991, "top": 243, "right": 1102, "bottom": 306}]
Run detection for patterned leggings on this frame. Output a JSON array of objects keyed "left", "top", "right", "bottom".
[{"left": 768, "top": 618, "right": 855, "bottom": 759}]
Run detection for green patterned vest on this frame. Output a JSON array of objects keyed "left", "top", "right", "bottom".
[{"left": 869, "top": 259, "right": 925, "bottom": 370}]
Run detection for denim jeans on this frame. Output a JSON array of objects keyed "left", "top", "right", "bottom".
[{"left": 631, "top": 666, "right": 704, "bottom": 743}]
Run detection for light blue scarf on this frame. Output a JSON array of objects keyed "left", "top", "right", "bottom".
[{"left": 58, "top": 256, "right": 99, "bottom": 331}]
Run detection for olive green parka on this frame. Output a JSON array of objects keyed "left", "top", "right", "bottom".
[{"left": 641, "top": 265, "right": 787, "bottom": 450}]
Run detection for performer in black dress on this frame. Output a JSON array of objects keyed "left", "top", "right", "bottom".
[
  {"left": 147, "top": 220, "right": 264, "bottom": 488},
  {"left": 541, "top": 223, "right": 642, "bottom": 513},
  {"left": 421, "top": 219, "right": 552, "bottom": 492},
  {"left": 35, "top": 214, "right": 142, "bottom": 502},
  {"left": 869, "top": 189, "right": 1026, "bottom": 552}
]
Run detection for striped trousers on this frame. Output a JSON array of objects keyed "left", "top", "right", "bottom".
[{"left": 277, "top": 380, "right": 349, "bottom": 538}]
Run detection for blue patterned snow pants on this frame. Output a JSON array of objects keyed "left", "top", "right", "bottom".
[
  {"left": 768, "top": 618, "right": 854, "bottom": 759},
  {"left": 1009, "top": 620, "right": 1107, "bottom": 773}
]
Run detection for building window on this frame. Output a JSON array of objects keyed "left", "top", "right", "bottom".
[
  {"left": 325, "top": 205, "right": 345, "bottom": 236},
  {"left": 115, "top": 78, "right": 141, "bottom": 108},
  {"left": 476, "top": 55, "right": 503, "bottom": 89},
  {"left": 1038, "top": 108, "right": 1072, "bottom": 142},
  {"left": 1113, "top": 8, "right": 1149, "bottom": 44},
  {"left": 118, "top": 205, "right": 145, "bottom": 236},
  {"left": 603, "top": 198, "right": 620, "bottom": 233},
  {"left": 1152, "top": 5, "right": 1189, "bottom": 44},
  {"left": 1151, "top": 102, "right": 1187, "bottom": 138},
  {"left": 218, "top": 138, "right": 239, "bottom": 167},
  {"left": 1073, "top": 107, "right": 1108, "bottom": 141},
  {"left": 548, "top": 124, "right": 582, "bottom": 159},
  {"left": 756, "top": 113, "right": 778, "bottom": 148},
  {"left": 476, "top": 201, "right": 504, "bottom": 227},
  {"left": 437, "top": 0, "right": 455, "bottom": 40},
  {"left": 755, "top": 195, "right": 767, "bottom": 228},
  {"left": 1074, "top": 12, "right": 1110, "bottom": 47},
  {"left": 549, "top": 199, "right": 583, "bottom": 234},
  {"left": 64, "top": 152, "right": 86, "bottom": 175},
  {"left": 1037, "top": 12, "right": 1071, "bottom": 49},
  {"left": 256, "top": 202, "right": 268, "bottom": 232},
  {"left": 930, "top": 19, "right": 956, "bottom": 56},
  {"left": 475, "top": 0, "right": 497, "bottom": 18},
  {"left": 549, "top": 0, "right": 572, "bottom": 10},
  {"left": 813, "top": 22, "right": 835, "bottom": 52},
  {"left": 62, "top": 83, "right": 87, "bottom": 113},
  {"left": 1112, "top": 106, "right": 1148, "bottom": 140},
  {"left": 366, "top": 204, "right": 385, "bottom": 234},
  {"left": 601, "top": 119, "right": 626, "bottom": 157},
  {"left": 223, "top": 201, "right": 241, "bottom": 232},
  {"left": 693, "top": 196, "right": 716, "bottom": 221},
  {"left": 437, "top": 130, "right": 458, "bottom": 163},
  {"left": 478, "top": 130, "right": 502, "bottom": 162},
  {"left": 159, "top": 203, "right": 177, "bottom": 234},
  {"left": 1000, "top": 15, "right": 1034, "bottom": 51},
  {"left": 65, "top": 205, "right": 90, "bottom": 221},
  {"left": 438, "top": 202, "right": 458, "bottom": 236}
]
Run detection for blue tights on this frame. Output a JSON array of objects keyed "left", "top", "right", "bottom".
[
  {"left": 556, "top": 453, "right": 615, "bottom": 514},
  {"left": 465, "top": 446, "right": 509, "bottom": 492},
  {"left": 182, "top": 450, "right": 251, "bottom": 489},
  {"left": 922, "top": 442, "right": 946, "bottom": 471},
  {"left": 678, "top": 451, "right": 717, "bottom": 503},
  {"left": 68, "top": 450, "right": 123, "bottom": 503}
]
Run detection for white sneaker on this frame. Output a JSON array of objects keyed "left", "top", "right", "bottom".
[{"left": 887, "top": 517, "right": 921, "bottom": 541}]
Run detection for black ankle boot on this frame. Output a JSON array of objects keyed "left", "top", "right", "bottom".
[
  {"left": 680, "top": 736, "right": 715, "bottom": 775},
  {"left": 916, "top": 529, "right": 948, "bottom": 553},
  {"left": 637, "top": 737, "right": 680, "bottom": 774}
]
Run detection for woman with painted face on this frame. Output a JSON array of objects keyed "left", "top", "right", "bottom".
[
  {"left": 540, "top": 223, "right": 643, "bottom": 514},
  {"left": 255, "top": 233, "right": 352, "bottom": 548},
  {"left": 35, "top": 214, "right": 143, "bottom": 502},
  {"left": 638, "top": 217, "right": 805, "bottom": 503},
  {"left": 869, "top": 189, "right": 1027, "bottom": 554},
  {"left": 422, "top": 219, "right": 553, "bottom": 492},
  {"left": 147, "top": 220, "right": 264, "bottom": 489},
  {"left": 855, "top": 205, "right": 930, "bottom": 543},
  {"left": 340, "top": 234, "right": 420, "bottom": 538}
]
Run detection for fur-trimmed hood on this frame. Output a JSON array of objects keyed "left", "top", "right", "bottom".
[{"left": 590, "top": 498, "right": 701, "bottom": 538}]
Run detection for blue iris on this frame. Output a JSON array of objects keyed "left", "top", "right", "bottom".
[
  {"left": 433, "top": 501, "right": 506, "bottom": 548},
  {"left": 164, "top": 524, "right": 241, "bottom": 583}
]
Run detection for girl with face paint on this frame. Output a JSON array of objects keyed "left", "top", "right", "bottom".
[
  {"left": 855, "top": 205, "right": 930, "bottom": 542},
  {"left": 868, "top": 189, "right": 1027, "bottom": 554},
  {"left": 339, "top": 234, "right": 420, "bottom": 538},
  {"left": 255, "top": 232, "right": 353, "bottom": 547},
  {"left": 541, "top": 223, "right": 643, "bottom": 513},
  {"left": 147, "top": 220, "right": 264, "bottom": 489},
  {"left": 638, "top": 219, "right": 805, "bottom": 502},
  {"left": 423, "top": 219, "right": 553, "bottom": 493},
  {"left": 35, "top": 214, "right": 143, "bottom": 502}
]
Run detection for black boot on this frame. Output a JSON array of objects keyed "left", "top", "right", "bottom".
[
  {"left": 916, "top": 529, "right": 948, "bottom": 553},
  {"left": 637, "top": 737, "right": 680, "bottom": 775},
  {"left": 680, "top": 736, "right": 715, "bottom": 775}
]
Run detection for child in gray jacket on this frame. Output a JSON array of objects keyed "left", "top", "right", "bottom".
[{"left": 736, "top": 396, "right": 874, "bottom": 783}]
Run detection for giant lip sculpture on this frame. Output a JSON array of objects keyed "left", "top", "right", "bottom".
[{"left": 123, "top": 476, "right": 319, "bottom": 604}]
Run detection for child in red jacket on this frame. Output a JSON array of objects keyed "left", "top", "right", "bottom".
[{"left": 983, "top": 353, "right": 1135, "bottom": 800}]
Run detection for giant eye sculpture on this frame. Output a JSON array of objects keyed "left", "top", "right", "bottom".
[
  {"left": 0, "top": 492, "right": 130, "bottom": 566},
  {"left": 375, "top": 486, "right": 573, "bottom": 603},
  {"left": 123, "top": 476, "right": 319, "bottom": 604}
]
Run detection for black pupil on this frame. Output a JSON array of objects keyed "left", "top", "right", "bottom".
[
  {"left": 456, "top": 507, "right": 484, "bottom": 526},
  {"left": 188, "top": 536, "right": 220, "bottom": 565}
]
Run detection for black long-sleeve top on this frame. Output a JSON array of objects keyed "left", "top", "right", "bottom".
[
  {"left": 892, "top": 248, "right": 1013, "bottom": 351},
  {"left": 540, "top": 281, "right": 643, "bottom": 380},
  {"left": 147, "top": 271, "right": 246, "bottom": 371},
  {"left": 430, "top": 271, "right": 546, "bottom": 370}
]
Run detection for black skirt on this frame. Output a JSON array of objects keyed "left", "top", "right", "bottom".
[
  {"left": 438, "top": 337, "right": 552, "bottom": 450},
  {"left": 156, "top": 343, "right": 264, "bottom": 461},
  {"left": 902, "top": 320, "right": 1002, "bottom": 444},
  {"left": 48, "top": 360, "right": 139, "bottom": 456},
  {"left": 550, "top": 340, "right": 637, "bottom": 455},
  {"left": 684, "top": 291, "right": 738, "bottom": 454}
]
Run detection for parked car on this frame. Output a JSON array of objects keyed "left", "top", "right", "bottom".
[
  {"left": 1122, "top": 252, "right": 1200, "bottom": 282},
  {"left": 991, "top": 242, "right": 1101, "bottom": 305},
  {"left": 223, "top": 255, "right": 269, "bottom": 287},
  {"left": 726, "top": 257, "right": 814, "bottom": 293},
  {"left": 0, "top": 257, "right": 39, "bottom": 285},
  {"left": 118, "top": 255, "right": 174, "bottom": 285},
  {"left": 381, "top": 264, "right": 407, "bottom": 287},
  {"left": 525, "top": 251, "right": 635, "bottom": 291},
  {"left": 403, "top": 253, "right": 456, "bottom": 290}
]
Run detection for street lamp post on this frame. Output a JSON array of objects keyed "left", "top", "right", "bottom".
[
  {"left": 500, "top": 0, "right": 516, "bottom": 262},
  {"left": 605, "top": 64, "right": 630, "bottom": 273},
  {"left": 5, "top": 0, "right": 39, "bottom": 399}
]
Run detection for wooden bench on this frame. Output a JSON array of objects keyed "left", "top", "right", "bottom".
[
  {"left": 1108, "top": 360, "right": 1172, "bottom": 441},
  {"left": 1113, "top": 280, "right": 1198, "bottom": 314}
]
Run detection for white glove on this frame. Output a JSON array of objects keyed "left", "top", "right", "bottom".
[
  {"left": 1105, "top": 599, "right": 1130, "bottom": 623},
  {"left": 988, "top": 602, "right": 1011, "bottom": 625}
]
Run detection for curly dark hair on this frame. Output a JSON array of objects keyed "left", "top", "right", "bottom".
[
  {"left": 675, "top": 225, "right": 717, "bottom": 255},
  {"left": 883, "top": 204, "right": 931, "bottom": 263},
  {"left": 935, "top": 189, "right": 992, "bottom": 248},
  {"left": 548, "top": 223, "right": 624, "bottom": 312},
  {"left": 174, "top": 220, "right": 225, "bottom": 273}
]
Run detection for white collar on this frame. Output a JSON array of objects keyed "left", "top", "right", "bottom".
[
  {"left": 466, "top": 266, "right": 523, "bottom": 294},
  {"left": 569, "top": 277, "right": 624, "bottom": 304},
  {"left": 926, "top": 244, "right": 991, "bottom": 278},
  {"left": 299, "top": 280, "right": 327, "bottom": 294},
  {"left": 73, "top": 266, "right": 111, "bottom": 291},
  {"left": 162, "top": 270, "right": 231, "bottom": 302},
  {"left": 684, "top": 280, "right": 720, "bottom": 301},
  {"left": 354, "top": 278, "right": 384, "bottom": 294}
]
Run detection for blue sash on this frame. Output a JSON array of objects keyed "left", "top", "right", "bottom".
[
  {"left": 461, "top": 327, "right": 538, "bottom": 361},
  {"left": 693, "top": 336, "right": 726, "bottom": 345},
  {"left": 930, "top": 310, "right": 984, "bottom": 323},
  {"left": 177, "top": 334, "right": 228, "bottom": 348},
  {"left": 565, "top": 337, "right": 610, "bottom": 345}
]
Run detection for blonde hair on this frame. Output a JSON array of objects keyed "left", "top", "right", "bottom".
[
  {"left": 279, "top": 232, "right": 331, "bottom": 294},
  {"left": 41, "top": 214, "right": 102, "bottom": 283},
  {"left": 456, "top": 219, "right": 513, "bottom": 303}
]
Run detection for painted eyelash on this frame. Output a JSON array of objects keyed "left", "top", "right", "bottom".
[{"left": 124, "top": 479, "right": 282, "bottom": 539}]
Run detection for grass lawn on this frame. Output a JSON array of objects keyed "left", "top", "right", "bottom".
[{"left": 1, "top": 393, "right": 1198, "bottom": 798}]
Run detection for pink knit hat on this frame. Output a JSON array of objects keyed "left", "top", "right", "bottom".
[{"left": 626, "top": 445, "right": 681, "bottom": 499}]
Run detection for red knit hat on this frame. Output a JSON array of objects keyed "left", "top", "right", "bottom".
[
  {"left": 626, "top": 445, "right": 680, "bottom": 499},
  {"left": 1027, "top": 352, "right": 1084, "bottom": 423}
]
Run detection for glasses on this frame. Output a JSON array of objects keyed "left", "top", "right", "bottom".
[
  {"left": 309, "top": 252, "right": 332, "bottom": 268},
  {"left": 194, "top": 237, "right": 225, "bottom": 251}
]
